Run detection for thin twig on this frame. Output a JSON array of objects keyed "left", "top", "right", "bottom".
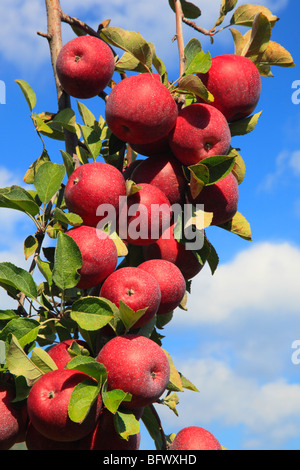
[{"left": 182, "top": 17, "right": 215, "bottom": 36}]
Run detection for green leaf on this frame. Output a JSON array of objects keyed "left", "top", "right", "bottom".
[
  {"left": 241, "top": 13, "right": 271, "bottom": 59},
  {"left": 218, "top": 211, "right": 252, "bottom": 240},
  {"left": 190, "top": 154, "right": 236, "bottom": 186},
  {"left": 0, "top": 317, "right": 40, "bottom": 348},
  {"left": 52, "top": 108, "right": 77, "bottom": 134},
  {"left": 212, "top": 0, "right": 238, "bottom": 29},
  {"left": 0, "top": 262, "right": 37, "bottom": 300},
  {"left": 168, "top": 0, "right": 201, "bottom": 19},
  {"left": 23, "top": 149, "right": 51, "bottom": 185},
  {"left": 60, "top": 150, "right": 75, "bottom": 178},
  {"left": 163, "top": 349, "right": 183, "bottom": 392},
  {"left": 67, "top": 355, "right": 107, "bottom": 384},
  {"left": 24, "top": 235, "right": 38, "bottom": 260},
  {"left": 177, "top": 74, "right": 214, "bottom": 103},
  {"left": 79, "top": 124, "right": 102, "bottom": 161},
  {"left": 118, "top": 300, "right": 148, "bottom": 331},
  {"left": 184, "top": 50, "right": 211, "bottom": 76},
  {"left": 15, "top": 79, "right": 37, "bottom": 111},
  {"left": 30, "top": 347, "right": 58, "bottom": 373},
  {"left": 179, "top": 372, "right": 200, "bottom": 392},
  {"left": 0, "top": 185, "right": 40, "bottom": 217},
  {"left": 36, "top": 256, "right": 53, "bottom": 286},
  {"left": 114, "top": 410, "right": 140, "bottom": 441},
  {"left": 230, "top": 4, "right": 279, "bottom": 27},
  {"left": 77, "top": 101, "right": 97, "bottom": 127},
  {"left": 230, "top": 111, "right": 262, "bottom": 136},
  {"left": 53, "top": 207, "right": 83, "bottom": 228},
  {"left": 141, "top": 406, "right": 164, "bottom": 450},
  {"left": 101, "top": 26, "right": 153, "bottom": 72},
  {"left": 52, "top": 232, "right": 83, "bottom": 290},
  {"left": 5, "top": 335, "right": 43, "bottom": 386},
  {"left": 68, "top": 378, "right": 100, "bottom": 423},
  {"left": 0, "top": 340, "right": 5, "bottom": 364},
  {"left": 70, "top": 296, "right": 115, "bottom": 331},
  {"left": 102, "top": 384, "right": 132, "bottom": 414},
  {"left": 230, "top": 148, "right": 246, "bottom": 184},
  {"left": 258, "top": 40, "right": 296, "bottom": 68},
  {"left": 162, "top": 392, "right": 179, "bottom": 416},
  {"left": 34, "top": 161, "right": 66, "bottom": 204}
]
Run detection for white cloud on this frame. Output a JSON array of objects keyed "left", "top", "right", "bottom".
[
  {"left": 0, "top": 0, "right": 289, "bottom": 74},
  {"left": 157, "top": 357, "right": 300, "bottom": 449},
  {"left": 175, "top": 240, "right": 300, "bottom": 324},
  {"left": 257, "top": 149, "right": 300, "bottom": 192}
]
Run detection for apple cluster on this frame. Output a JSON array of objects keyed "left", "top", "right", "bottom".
[{"left": 0, "top": 34, "right": 262, "bottom": 451}]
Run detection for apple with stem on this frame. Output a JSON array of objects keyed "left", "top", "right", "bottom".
[
  {"left": 105, "top": 73, "right": 178, "bottom": 145},
  {"left": 197, "top": 54, "right": 262, "bottom": 122},
  {"left": 168, "top": 103, "right": 231, "bottom": 166},
  {"left": 56, "top": 35, "right": 115, "bottom": 99},
  {"left": 96, "top": 334, "right": 170, "bottom": 409},
  {"left": 26, "top": 369, "right": 102, "bottom": 442},
  {"left": 66, "top": 225, "right": 118, "bottom": 289},
  {"left": 64, "top": 161, "right": 127, "bottom": 229},
  {"left": 100, "top": 266, "right": 161, "bottom": 329}
]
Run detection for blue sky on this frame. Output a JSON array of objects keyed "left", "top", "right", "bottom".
[{"left": 0, "top": 0, "right": 300, "bottom": 451}]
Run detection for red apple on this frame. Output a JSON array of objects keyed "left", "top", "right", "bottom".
[
  {"left": 118, "top": 182, "right": 172, "bottom": 246},
  {"left": 100, "top": 266, "right": 161, "bottom": 329},
  {"left": 169, "top": 426, "right": 222, "bottom": 450},
  {"left": 66, "top": 225, "right": 118, "bottom": 289},
  {"left": 56, "top": 35, "right": 115, "bottom": 99},
  {"left": 188, "top": 172, "right": 239, "bottom": 226},
  {"left": 168, "top": 103, "right": 231, "bottom": 166},
  {"left": 47, "top": 339, "right": 90, "bottom": 369},
  {"left": 25, "top": 422, "right": 80, "bottom": 450},
  {"left": 105, "top": 73, "right": 178, "bottom": 145},
  {"left": 131, "top": 153, "right": 187, "bottom": 206},
  {"left": 26, "top": 369, "right": 102, "bottom": 442},
  {"left": 143, "top": 222, "right": 204, "bottom": 280},
  {"left": 95, "top": 334, "right": 170, "bottom": 409},
  {"left": 79, "top": 408, "right": 141, "bottom": 450},
  {"left": 138, "top": 259, "right": 186, "bottom": 315},
  {"left": 197, "top": 54, "right": 262, "bottom": 122},
  {"left": 64, "top": 161, "right": 127, "bottom": 228},
  {"left": 122, "top": 159, "right": 143, "bottom": 180},
  {"left": 0, "top": 381, "right": 27, "bottom": 450}
]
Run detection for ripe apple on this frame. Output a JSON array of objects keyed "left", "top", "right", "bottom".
[
  {"left": 169, "top": 426, "right": 222, "bottom": 450},
  {"left": 64, "top": 161, "right": 127, "bottom": 228},
  {"left": 26, "top": 369, "right": 102, "bottom": 442},
  {"left": 168, "top": 103, "right": 231, "bottom": 166},
  {"left": 138, "top": 259, "right": 186, "bottom": 315},
  {"left": 118, "top": 182, "right": 172, "bottom": 246},
  {"left": 143, "top": 222, "right": 204, "bottom": 280},
  {"left": 0, "top": 381, "right": 28, "bottom": 450},
  {"left": 131, "top": 153, "right": 187, "bottom": 206},
  {"left": 95, "top": 334, "right": 170, "bottom": 409},
  {"left": 99, "top": 266, "right": 161, "bottom": 329},
  {"left": 56, "top": 35, "right": 115, "bottom": 99},
  {"left": 197, "top": 54, "right": 262, "bottom": 122},
  {"left": 66, "top": 225, "right": 118, "bottom": 289},
  {"left": 47, "top": 339, "right": 91, "bottom": 369},
  {"left": 78, "top": 408, "right": 141, "bottom": 450},
  {"left": 25, "top": 422, "right": 80, "bottom": 450},
  {"left": 187, "top": 172, "right": 239, "bottom": 226},
  {"left": 105, "top": 73, "right": 178, "bottom": 145}
]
